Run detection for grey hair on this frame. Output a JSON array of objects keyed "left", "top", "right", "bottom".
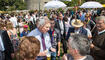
[
  {"left": 68, "top": 34, "right": 91, "bottom": 56},
  {"left": 36, "top": 17, "right": 50, "bottom": 28},
  {"left": 96, "top": 16, "right": 105, "bottom": 24}
]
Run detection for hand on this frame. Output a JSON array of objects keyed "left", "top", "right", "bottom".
[
  {"left": 50, "top": 47, "right": 56, "bottom": 52},
  {"left": 57, "top": 50, "right": 60, "bottom": 56},
  {"left": 38, "top": 50, "right": 47, "bottom": 56},
  {"left": 62, "top": 54, "right": 67, "bottom": 60},
  {"left": 90, "top": 44, "right": 94, "bottom": 48},
  {"left": 42, "top": 50, "right": 48, "bottom": 56},
  {"left": 11, "top": 53, "right": 15, "bottom": 59}
]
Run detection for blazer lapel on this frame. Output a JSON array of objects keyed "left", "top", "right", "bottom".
[
  {"left": 0, "top": 30, "right": 3, "bottom": 38},
  {"left": 57, "top": 20, "right": 61, "bottom": 31},
  {"left": 0, "top": 30, "right": 5, "bottom": 49}
]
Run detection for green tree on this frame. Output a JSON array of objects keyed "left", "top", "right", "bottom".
[
  {"left": 85, "top": 0, "right": 105, "bottom": 4},
  {"left": 96, "top": 0, "right": 105, "bottom": 4},
  {"left": 0, "top": 0, "right": 26, "bottom": 11},
  {"left": 62, "top": 0, "right": 105, "bottom": 7},
  {"left": 0, "top": 0, "right": 9, "bottom": 11},
  {"left": 62, "top": 0, "right": 85, "bottom": 7},
  {"left": 8, "top": 0, "right": 26, "bottom": 10}
]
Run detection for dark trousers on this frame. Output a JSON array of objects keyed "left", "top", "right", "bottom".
[
  {"left": 5, "top": 53, "right": 12, "bottom": 60},
  {"left": 51, "top": 52, "right": 56, "bottom": 60},
  {"left": 36, "top": 56, "right": 47, "bottom": 60},
  {"left": 0, "top": 51, "right": 5, "bottom": 60},
  {"left": 61, "top": 35, "right": 67, "bottom": 54}
]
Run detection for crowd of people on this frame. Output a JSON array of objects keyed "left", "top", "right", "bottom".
[{"left": 0, "top": 8, "right": 105, "bottom": 60}]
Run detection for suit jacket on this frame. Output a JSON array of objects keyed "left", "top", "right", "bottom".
[
  {"left": 48, "top": 28, "right": 61, "bottom": 49},
  {"left": 91, "top": 29, "right": 105, "bottom": 60},
  {"left": 66, "top": 27, "right": 87, "bottom": 40},
  {"left": 0, "top": 30, "right": 14, "bottom": 60},
  {"left": 55, "top": 20, "right": 66, "bottom": 40}
]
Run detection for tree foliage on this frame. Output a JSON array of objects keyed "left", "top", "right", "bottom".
[
  {"left": 96, "top": 0, "right": 105, "bottom": 4},
  {"left": 0, "top": 0, "right": 26, "bottom": 11},
  {"left": 0, "top": 0, "right": 105, "bottom": 11},
  {"left": 62, "top": 0, "right": 85, "bottom": 7},
  {"left": 62, "top": 0, "right": 105, "bottom": 7}
]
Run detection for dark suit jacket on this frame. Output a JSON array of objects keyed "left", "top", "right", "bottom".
[
  {"left": 66, "top": 27, "right": 87, "bottom": 41},
  {"left": 91, "top": 29, "right": 105, "bottom": 60},
  {"left": 0, "top": 30, "right": 14, "bottom": 60},
  {"left": 55, "top": 20, "right": 67, "bottom": 53},
  {"left": 48, "top": 28, "right": 61, "bottom": 49},
  {"left": 55, "top": 20, "right": 66, "bottom": 40}
]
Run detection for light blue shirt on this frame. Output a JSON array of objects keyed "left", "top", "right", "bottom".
[
  {"left": 0, "top": 35, "right": 5, "bottom": 51},
  {"left": 80, "top": 13, "right": 86, "bottom": 22},
  {"left": 27, "top": 28, "right": 51, "bottom": 53}
]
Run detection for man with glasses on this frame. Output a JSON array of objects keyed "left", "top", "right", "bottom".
[{"left": 91, "top": 16, "right": 105, "bottom": 60}]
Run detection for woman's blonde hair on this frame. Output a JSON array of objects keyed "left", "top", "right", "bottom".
[{"left": 16, "top": 36, "right": 40, "bottom": 60}]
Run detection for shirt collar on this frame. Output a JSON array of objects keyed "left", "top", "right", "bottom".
[
  {"left": 98, "top": 29, "right": 105, "bottom": 35},
  {"left": 36, "top": 28, "right": 42, "bottom": 35},
  {"left": 75, "top": 28, "right": 81, "bottom": 34},
  {"left": 36, "top": 28, "right": 47, "bottom": 36},
  {"left": 78, "top": 56, "right": 87, "bottom": 60}
]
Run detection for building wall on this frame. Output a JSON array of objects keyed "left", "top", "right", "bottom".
[{"left": 25, "top": 0, "right": 51, "bottom": 10}]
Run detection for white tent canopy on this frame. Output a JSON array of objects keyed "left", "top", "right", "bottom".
[
  {"left": 44, "top": 1, "right": 67, "bottom": 9},
  {"left": 80, "top": 1, "right": 103, "bottom": 8}
]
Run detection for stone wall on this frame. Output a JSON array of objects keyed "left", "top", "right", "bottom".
[{"left": 25, "top": 0, "right": 51, "bottom": 10}]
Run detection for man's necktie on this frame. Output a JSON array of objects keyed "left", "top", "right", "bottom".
[
  {"left": 41, "top": 34, "right": 46, "bottom": 50},
  {"left": 51, "top": 30, "right": 55, "bottom": 44}
]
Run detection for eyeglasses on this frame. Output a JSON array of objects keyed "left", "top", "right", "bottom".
[{"left": 50, "top": 23, "right": 55, "bottom": 24}]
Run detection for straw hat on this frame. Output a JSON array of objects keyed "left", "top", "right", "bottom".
[{"left": 71, "top": 19, "right": 84, "bottom": 27}]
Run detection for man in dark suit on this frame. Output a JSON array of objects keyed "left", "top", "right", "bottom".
[
  {"left": 55, "top": 13, "right": 67, "bottom": 54},
  {"left": 0, "top": 30, "right": 14, "bottom": 60},
  {"left": 90, "top": 16, "right": 105, "bottom": 60},
  {"left": 66, "top": 19, "right": 87, "bottom": 40},
  {"left": 48, "top": 18, "right": 61, "bottom": 60}
]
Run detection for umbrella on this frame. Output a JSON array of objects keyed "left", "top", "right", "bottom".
[
  {"left": 80, "top": 1, "right": 103, "bottom": 8},
  {"left": 44, "top": 1, "right": 67, "bottom": 9}
]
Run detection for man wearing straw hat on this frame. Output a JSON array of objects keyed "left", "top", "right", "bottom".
[{"left": 66, "top": 19, "right": 88, "bottom": 40}]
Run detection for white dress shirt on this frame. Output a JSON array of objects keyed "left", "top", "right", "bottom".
[
  {"left": 9, "top": 17, "right": 17, "bottom": 28},
  {"left": 27, "top": 28, "right": 51, "bottom": 53},
  {"left": 85, "top": 28, "right": 92, "bottom": 37},
  {"left": 78, "top": 56, "right": 86, "bottom": 60},
  {"left": 98, "top": 29, "right": 105, "bottom": 35},
  {"left": 59, "top": 20, "right": 64, "bottom": 35},
  {"left": 29, "top": 16, "right": 34, "bottom": 24},
  {"left": 0, "top": 35, "right": 5, "bottom": 51},
  {"left": 74, "top": 28, "right": 81, "bottom": 34}
]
